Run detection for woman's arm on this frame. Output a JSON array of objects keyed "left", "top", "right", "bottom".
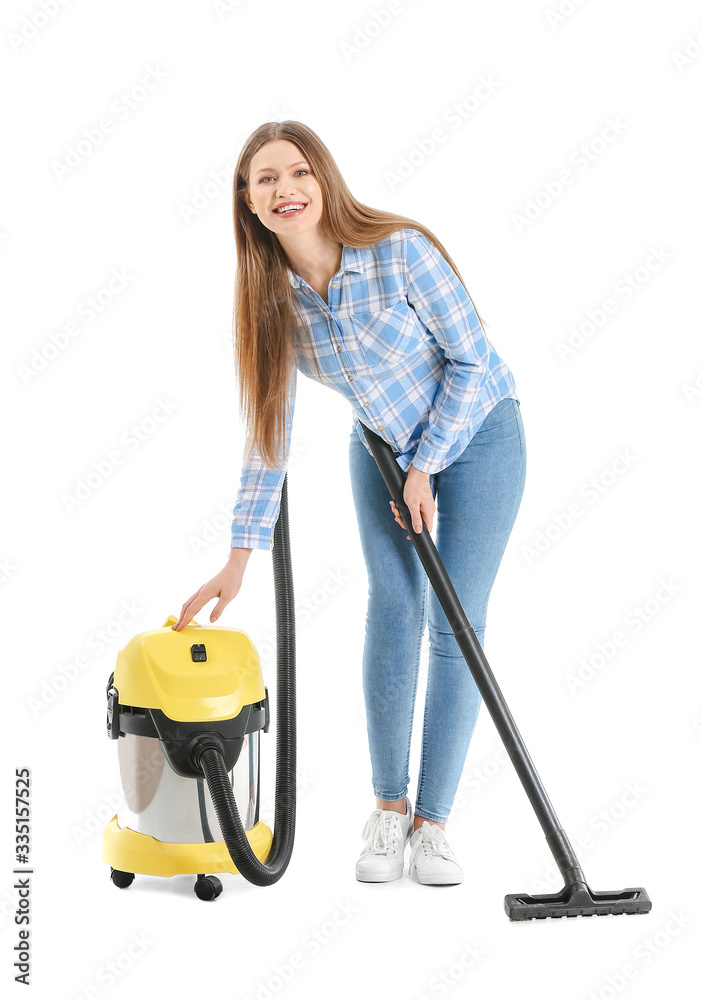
[
  {"left": 404, "top": 230, "right": 489, "bottom": 474},
  {"left": 390, "top": 465, "right": 435, "bottom": 539},
  {"left": 230, "top": 366, "right": 298, "bottom": 551}
]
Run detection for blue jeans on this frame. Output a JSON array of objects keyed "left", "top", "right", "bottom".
[{"left": 348, "top": 397, "right": 526, "bottom": 823}]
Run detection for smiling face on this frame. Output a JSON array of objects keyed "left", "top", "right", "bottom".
[{"left": 245, "top": 138, "right": 323, "bottom": 234}]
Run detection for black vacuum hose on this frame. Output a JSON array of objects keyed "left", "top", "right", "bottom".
[{"left": 194, "top": 474, "right": 296, "bottom": 885}]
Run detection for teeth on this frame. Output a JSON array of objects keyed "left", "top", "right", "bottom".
[{"left": 275, "top": 204, "right": 305, "bottom": 213}]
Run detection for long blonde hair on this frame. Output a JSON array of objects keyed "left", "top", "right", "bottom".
[{"left": 233, "top": 120, "right": 487, "bottom": 470}]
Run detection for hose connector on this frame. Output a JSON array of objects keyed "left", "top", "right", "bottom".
[{"left": 189, "top": 735, "right": 226, "bottom": 773}]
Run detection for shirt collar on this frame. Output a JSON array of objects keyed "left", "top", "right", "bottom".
[{"left": 287, "top": 244, "right": 366, "bottom": 288}]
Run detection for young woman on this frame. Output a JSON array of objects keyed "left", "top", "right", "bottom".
[{"left": 173, "top": 121, "right": 526, "bottom": 887}]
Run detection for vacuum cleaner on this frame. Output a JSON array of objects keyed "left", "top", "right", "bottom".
[
  {"left": 103, "top": 477, "right": 296, "bottom": 900},
  {"left": 103, "top": 420, "right": 652, "bottom": 918}
]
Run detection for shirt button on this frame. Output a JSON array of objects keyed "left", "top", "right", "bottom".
[
  {"left": 377, "top": 425, "right": 384, "bottom": 430},
  {"left": 347, "top": 375, "right": 353, "bottom": 380},
  {"left": 336, "top": 345, "right": 342, "bottom": 351},
  {"left": 331, "top": 282, "right": 338, "bottom": 288},
  {"left": 362, "top": 400, "right": 370, "bottom": 406}
]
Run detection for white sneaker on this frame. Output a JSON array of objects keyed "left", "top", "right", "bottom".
[
  {"left": 408, "top": 821, "right": 464, "bottom": 885},
  {"left": 355, "top": 797, "right": 414, "bottom": 882}
]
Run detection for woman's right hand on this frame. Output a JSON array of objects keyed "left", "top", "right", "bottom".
[{"left": 172, "top": 548, "right": 253, "bottom": 631}]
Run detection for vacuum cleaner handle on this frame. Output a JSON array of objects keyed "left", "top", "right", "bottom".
[
  {"left": 358, "top": 427, "right": 467, "bottom": 635},
  {"left": 162, "top": 615, "right": 199, "bottom": 628},
  {"left": 360, "top": 420, "right": 574, "bottom": 841}
]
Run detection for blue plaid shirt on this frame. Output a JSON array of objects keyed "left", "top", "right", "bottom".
[{"left": 231, "top": 227, "right": 519, "bottom": 550}]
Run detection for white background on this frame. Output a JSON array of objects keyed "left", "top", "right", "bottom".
[{"left": 2, "top": 0, "right": 701, "bottom": 997}]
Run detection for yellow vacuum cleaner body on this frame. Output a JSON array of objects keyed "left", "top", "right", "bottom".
[{"left": 103, "top": 616, "right": 273, "bottom": 898}]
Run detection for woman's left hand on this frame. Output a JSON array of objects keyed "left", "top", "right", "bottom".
[{"left": 389, "top": 466, "right": 435, "bottom": 539}]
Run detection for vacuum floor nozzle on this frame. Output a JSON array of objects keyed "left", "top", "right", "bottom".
[{"left": 504, "top": 881, "right": 653, "bottom": 920}]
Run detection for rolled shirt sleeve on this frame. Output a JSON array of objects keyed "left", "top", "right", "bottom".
[
  {"left": 405, "top": 231, "right": 489, "bottom": 474},
  {"left": 230, "top": 365, "right": 297, "bottom": 551}
]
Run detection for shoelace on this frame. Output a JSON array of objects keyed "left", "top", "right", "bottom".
[
  {"left": 361, "top": 809, "right": 404, "bottom": 856},
  {"left": 415, "top": 821, "right": 454, "bottom": 860}
]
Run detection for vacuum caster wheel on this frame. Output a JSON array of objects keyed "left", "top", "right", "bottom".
[
  {"left": 194, "top": 875, "right": 223, "bottom": 901},
  {"left": 110, "top": 868, "right": 135, "bottom": 889}
]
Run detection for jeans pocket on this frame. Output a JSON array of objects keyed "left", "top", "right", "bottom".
[{"left": 481, "top": 397, "right": 519, "bottom": 430}]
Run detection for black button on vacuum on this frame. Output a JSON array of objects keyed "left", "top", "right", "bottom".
[{"left": 191, "top": 643, "right": 207, "bottom": 662}]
